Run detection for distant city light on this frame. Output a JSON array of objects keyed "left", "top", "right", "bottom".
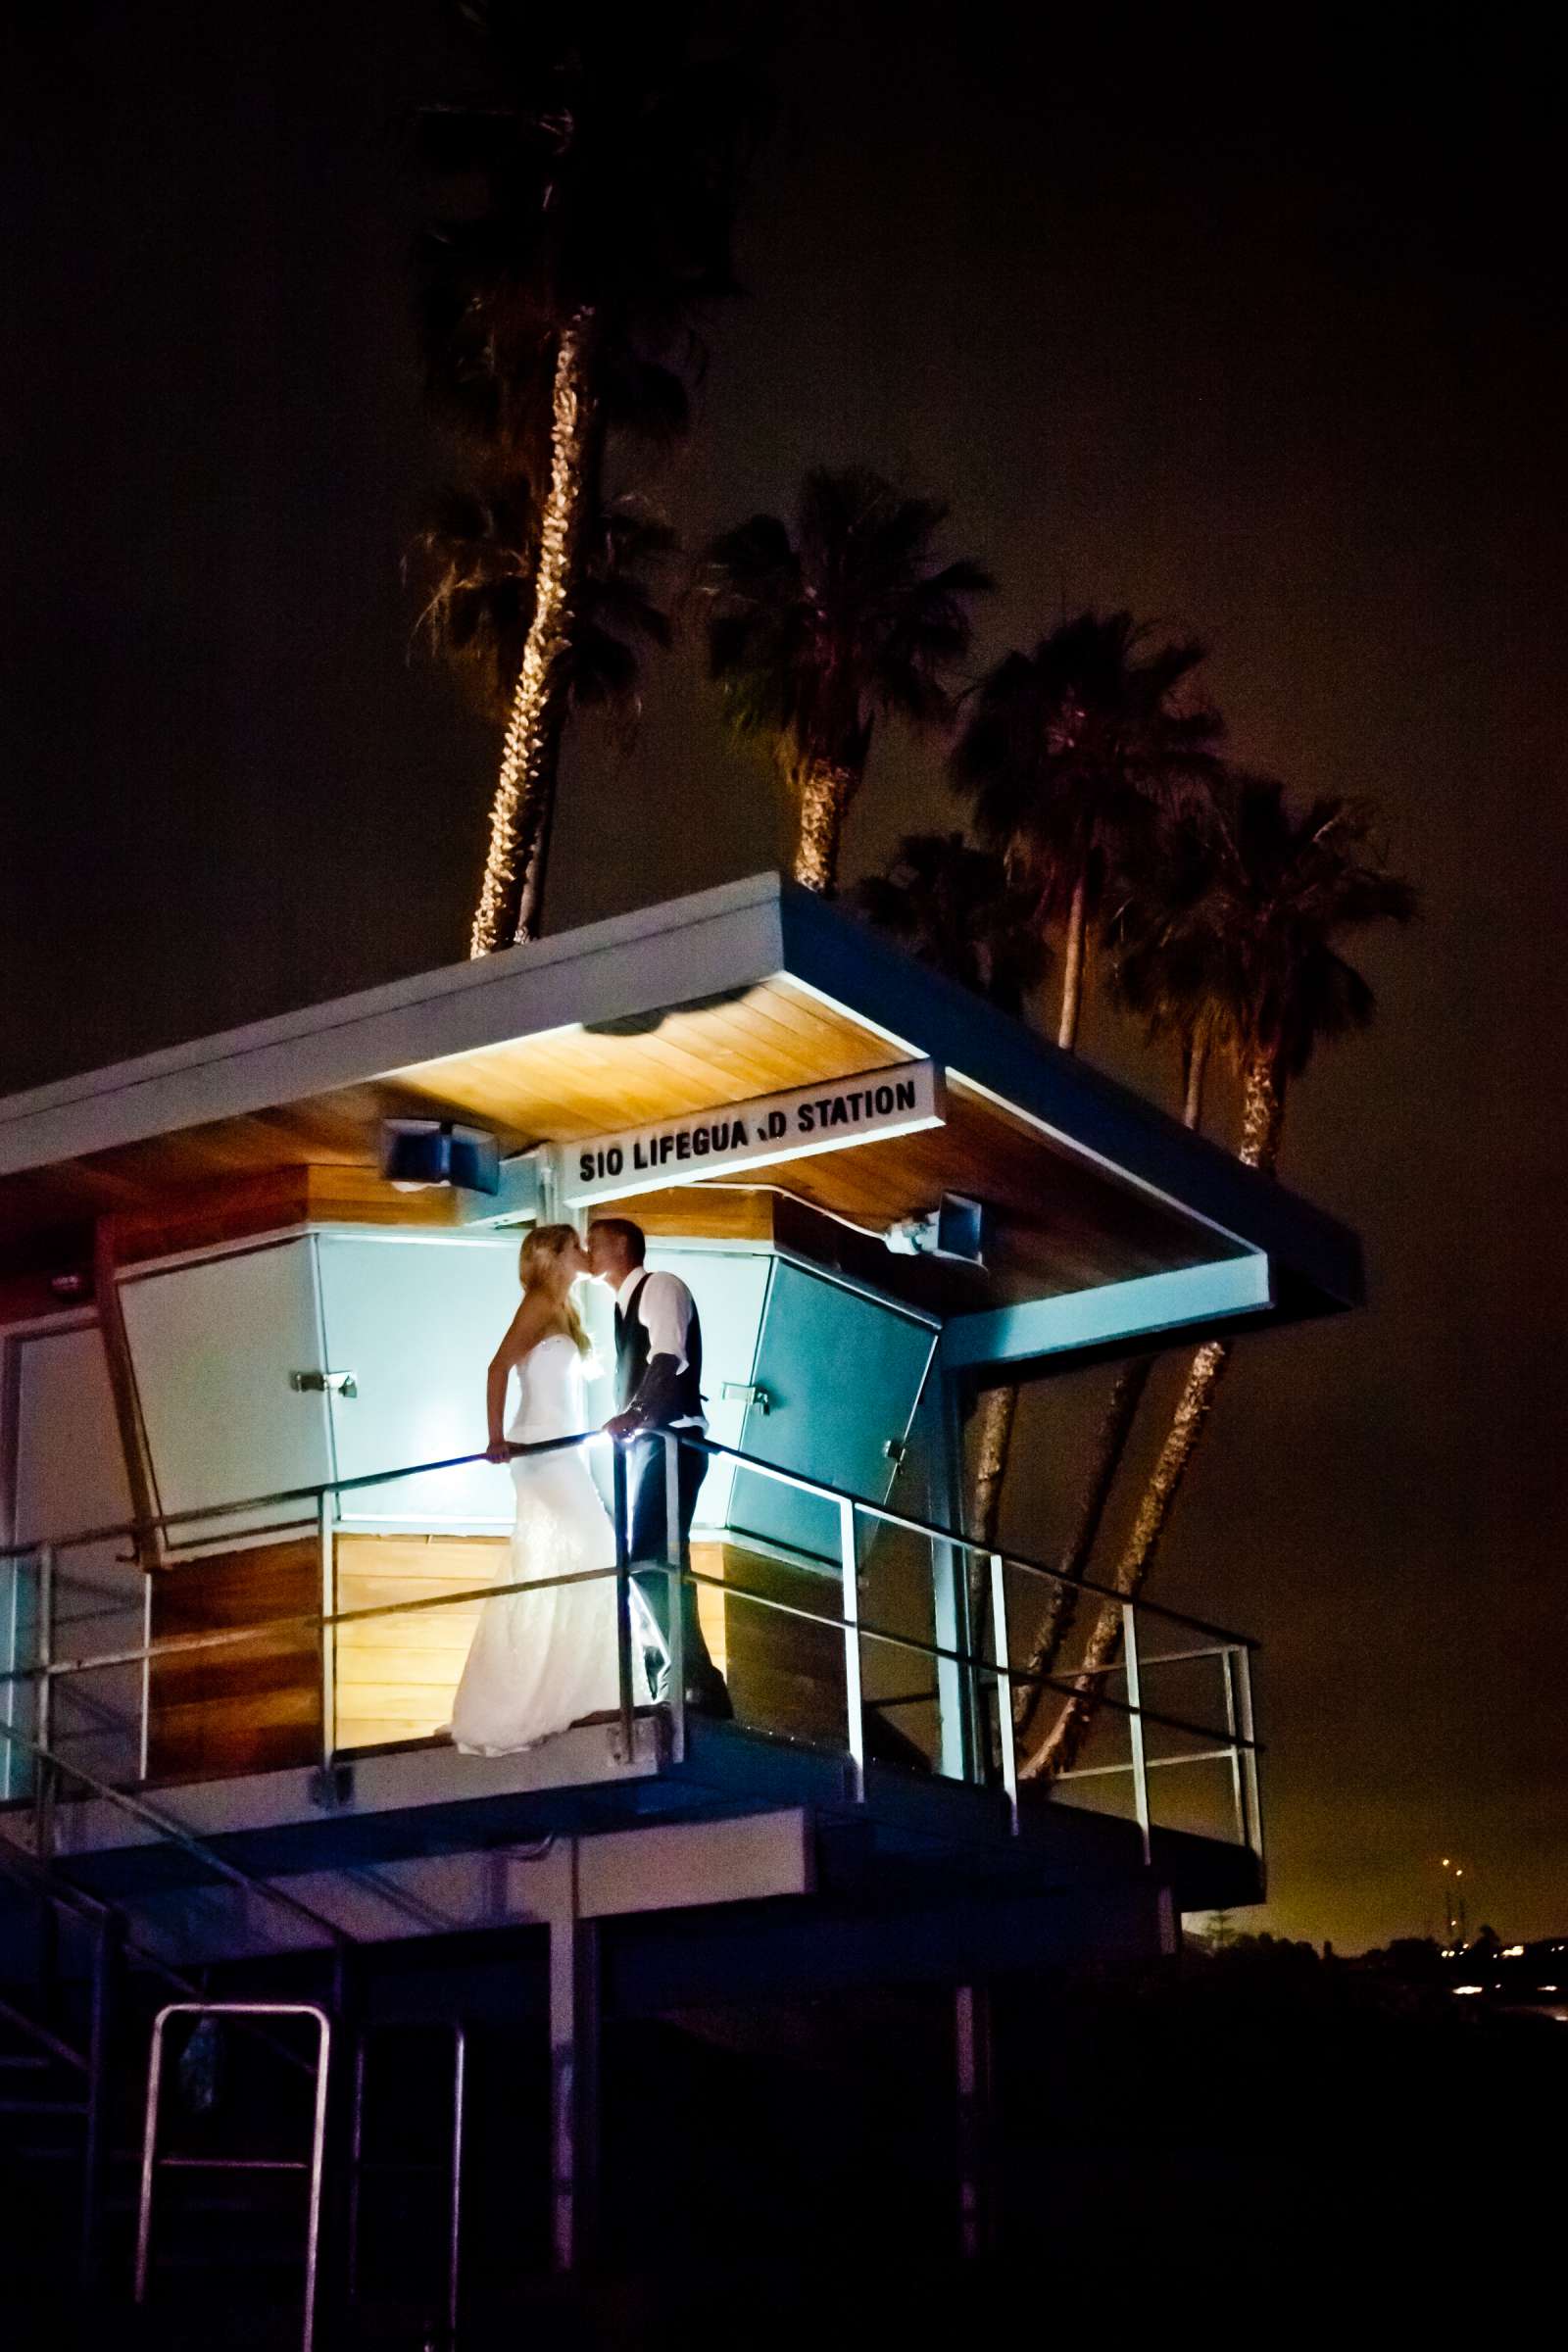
[
  {"left": 1502, "top": 1943, "right": 1524, "bottom": 1958},
  {"left": 1453, "top": 1984, "right": 1483, "bottom": 1995}
]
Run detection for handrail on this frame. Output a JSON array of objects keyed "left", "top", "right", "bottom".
[
  {"left": 0, "top": 1425, "right": 1254, "bottom": 1654},
  {"left": 0, "top": 1424, "right": 1262, "bottom": 1858},
  {"left": 0, "top": 1819, "right": 320, "bottom": 2075},
  {"left": 0, "top": 1556, "right": 1260, "bottom": 1762},
  {"left": 0, "top": 1717, "right": 355, "bottom": 1953}
]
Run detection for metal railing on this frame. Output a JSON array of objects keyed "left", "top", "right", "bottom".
[{"left": 0, "top": 1427, "right": 1262, "bottom": 1864}]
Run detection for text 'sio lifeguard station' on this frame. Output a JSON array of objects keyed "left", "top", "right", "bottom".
[{"left": 0, "top": 875, "right": 1359, "bottom": 2334}]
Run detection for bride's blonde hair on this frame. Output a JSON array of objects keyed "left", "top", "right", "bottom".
[{"left": 518, "top": 1223, "right": 592, "bottom": 1357}]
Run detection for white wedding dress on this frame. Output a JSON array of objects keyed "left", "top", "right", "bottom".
[{"left": 450, "top": 1334, "right": 648, "bottom": 1754}]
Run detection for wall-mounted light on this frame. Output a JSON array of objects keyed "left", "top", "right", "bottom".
[
  {"left": 886, "top": 1193, "right": 987, "bottom": 1266},
  {"left": 379, "top": 1119, "right": 501, "bottom": 1196}
]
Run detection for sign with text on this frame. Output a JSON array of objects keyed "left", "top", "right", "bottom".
[{"left": 558, "top": 1060, "right": 945, "bottom": 1207}]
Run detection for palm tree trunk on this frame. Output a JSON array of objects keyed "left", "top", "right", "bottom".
[
  {"left": 1008, "top": 1033, "right": 1207, "bottom": 1740},
  {"left": 793, "top": 758, "right": 858, "bottom": 894},
  {"left": 1182, "top": 1029, "right": 1209, "bottom": 1130},
  {"left": 1025, "top": 1046, "right": 1287, "bottom": 1781},
  {"left": 469, "top": 311, "right": 597, "bottom": 957},
  {"left": 1023, "top": 1338, "right": 1233, "bottom": 1779},
  {"left": 1010, "top": 1352, "right": 1154, "bottom": 1740},
  {"left": 1056, "top": 870, "right": 1088, "bottom": 1050},
  {"left": 1239, "top": 1045, "right": 1286, "bottom": 1167},
  {"left": 965, "top": 1380, "right": 1018, "bottom": 1604}
]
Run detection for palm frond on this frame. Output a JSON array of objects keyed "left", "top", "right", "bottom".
[{"left": 857, "top": 832, "right": 1049, "bottom": 1014}]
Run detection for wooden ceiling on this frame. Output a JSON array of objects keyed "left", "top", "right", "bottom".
[{"left": 0, "top": 976, "right": 1233, "bottom": 1298}]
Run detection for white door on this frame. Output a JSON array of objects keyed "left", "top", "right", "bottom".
[
  {"left": 646, "top": 1246, "right": 772, "bottom": 1532},
  {"left": 119, "top": 1239, "right": 334, "bottom": 1550},
  {"left": 315, "top": 1232, "right": 520, "bottom": 1532}
]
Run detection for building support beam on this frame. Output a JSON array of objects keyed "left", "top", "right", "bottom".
[
  {"left": 955, "top": 1982, "right": 999, "bottom": 2261},
  {"left": 548, "top": 1840, "right": 601, "bottom": 2274},
  {"left": 940, "top": 1252, "right": 1273, "bottom": 1381}
]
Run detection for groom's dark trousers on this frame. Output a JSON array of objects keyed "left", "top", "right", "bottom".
[{"left": 624, "top": 1433, "right": 715, "bottom": 1693}]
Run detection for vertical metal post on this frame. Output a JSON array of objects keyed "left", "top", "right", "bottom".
[
  {"left": 925, "top": 1370, "right": 980, "bottom": 1784},
  {"left": 989, "top": 1553, "right": 1019, "bottom": 1834},
  {"left": 1122, "top": 1601, "right": 1152, "bottom": 1866},
  {"left": 447, "top": 2023, "right": 467, "bottom": 2347},
  {"left": 1220, "top": 1645, "right": 1245, "bottom": 1849},
  {"left": 346, "top": 2032, "right": 368, "bottom": 2306},
  {"left": 133, "top": 2004, "right": 171, "bottom": 2302},
  {"left": 662, "top": 1431, "right": 685, "bottom": 1763},
  {"left": 1234, "top": 1643, "right": 1265, "bottom": 1883},
  {"left": 611, "top": 1444, "right": 633, "bottom": 1765},
  {"left": 34, "top": 1544, "right": 54, "bottom": 1860},
  {"left": 549, "top": 1841, "right": 600, "bottom": 2273},
  {"left": 839, "top": 1495, "right": 864, "bottom": 1801},
  {"left": 138, "top": 1564, "right": 152, "bottom": 1784},
  {"left": 301, "top": 2013, "right": 332, "bottom": 2352},
  {"left": 317, "top": 1490, "right": 336, "bottom": 1771},
  {"left": 955, "top": 1983, "right": 998, "bottom": 2260},
  {"left": 81, "top": 1909, "right": 119, "bottom": 2284}
]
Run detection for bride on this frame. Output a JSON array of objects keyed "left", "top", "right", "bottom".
[{"left": 450, "top": 1223, "right": 648, "bottom": 1754}]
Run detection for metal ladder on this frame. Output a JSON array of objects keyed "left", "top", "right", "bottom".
[
  {"left": 0, "top": 1721, "right": 358, "bottom": 2336},
  {"left": 134, "top": 1999, "right": 333, "bottom": 2352},
  {"left": 347, "top": 2019, "right": 467, "bottom": 2350}
]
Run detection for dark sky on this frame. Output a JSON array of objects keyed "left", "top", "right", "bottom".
[{"left": 2, "top": 3, "right": 1563, "bottom": 1948}]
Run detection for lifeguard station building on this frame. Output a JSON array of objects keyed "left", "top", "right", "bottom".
[{"left": 0, "top": 875, "right": 1359, "bottom": 2342}]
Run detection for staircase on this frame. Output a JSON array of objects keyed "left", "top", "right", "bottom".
[{"left": 0, "top": 1781, "right": 524, "bottom": 2352}]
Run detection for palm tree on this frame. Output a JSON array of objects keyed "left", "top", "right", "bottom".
[
  {"left": 1025, "top": 778, "right": 1416, "bottom": 1778},
  {"left": 1010, "top": 794, "right": 1234, "bottom": 1743},
  {"left": 417, "top": 10, "right": 768, "bottom": 953},
  {"left": 856, "top": 832, "right": 1047, "bottom": 1631},
  {"left": 942, "top": 612, "right": 1221, "bottom": 1568},
  {"left": 949, "top": 611, "right": 1223, "bottom": 1050},
  {"left": 410, "top": 481, "right": 675, "bottom": 748},
  {"left": 701, "top": 468, "right": 993, "bottom": 893},
  {"left": 855, "top": 832, "right": 1047, "bottom": 1014}
]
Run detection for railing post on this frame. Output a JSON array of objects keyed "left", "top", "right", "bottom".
[
  {"left": 34, "top": 1544, "right": 55, "bottom": 1861},
  {"left": 1234, "top": 1644, "right": 1264, "bottom": 1884},
  {"left": 612, "top": 1443, "right": 634, "bottom": 1765},
  {"left": 317, "top": 1492, "right": 336, "bottom": 1771},
  {"left": 989, "top": 1553, "right": 1018, "bottom": 1834},
  {"left": 1220, "top": 1644, "right": 1245, "bottom": 1848},
  {"left": 1121, "top": 1600, "right": 1152, "bottom": 1867},
  {"left": 662, "top": 1431, "right": 685, "bottom": 1765},
  {"left": 138, "top": 1563, "right": 153, "bottom": 1785},
  {"left": 839, "top": 1496, "right": 864, "bottom": 1801},
  {"left": 81, "top": 1907, "right": 120, "bottom": 2285},
  {"left": 133, "top": 2004, "right": 171, "bottom": 2302}
]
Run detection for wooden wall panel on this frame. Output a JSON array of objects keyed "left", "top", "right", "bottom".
[
  {"left": 147, "top": 1537, "right": 321, "bottom": 1784},
  {"left": 334, "top": 1534, "right": 505, "bottom": 1750}
]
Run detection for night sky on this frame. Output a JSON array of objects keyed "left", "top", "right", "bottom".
[{"left": 2, "top": 3, "right": 1562, "bottom": 1949}]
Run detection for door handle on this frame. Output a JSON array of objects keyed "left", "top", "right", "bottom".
[
  {"left": 720, "top": 1381, "right": 772, "bottom": 1416},
  {"left": 291, "top": 1369, "right": 358, "bottom": 1399}
]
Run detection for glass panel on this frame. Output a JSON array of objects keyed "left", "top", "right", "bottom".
[
  {"left": 728, "top": 1265, "right": 937, "bottom": 1563},
  {"left": 13, "top": 1323, "right": 142, "bottom": 1788},
  {"left": 0, "top": 1549, "right": 40, "bottom": 1801},
  {"left": 120, "top": 1240, "right": 333, "bottom": 1547},
  {"left": 316, "top": 1233, "right": 520, "bottom": 1532}
]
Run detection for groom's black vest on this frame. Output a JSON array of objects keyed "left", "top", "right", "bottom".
[{"left": 614, "top": 1270, "right": 704, "bottom": 1422}]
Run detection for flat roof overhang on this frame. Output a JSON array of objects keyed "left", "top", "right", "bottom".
[{"left": 0, "top": 874, "right": 1360, "bottom": 1373}]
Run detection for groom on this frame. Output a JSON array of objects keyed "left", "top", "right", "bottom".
[{"left": 586, "top": 1217, "right": 732, "bottom": 1719}]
